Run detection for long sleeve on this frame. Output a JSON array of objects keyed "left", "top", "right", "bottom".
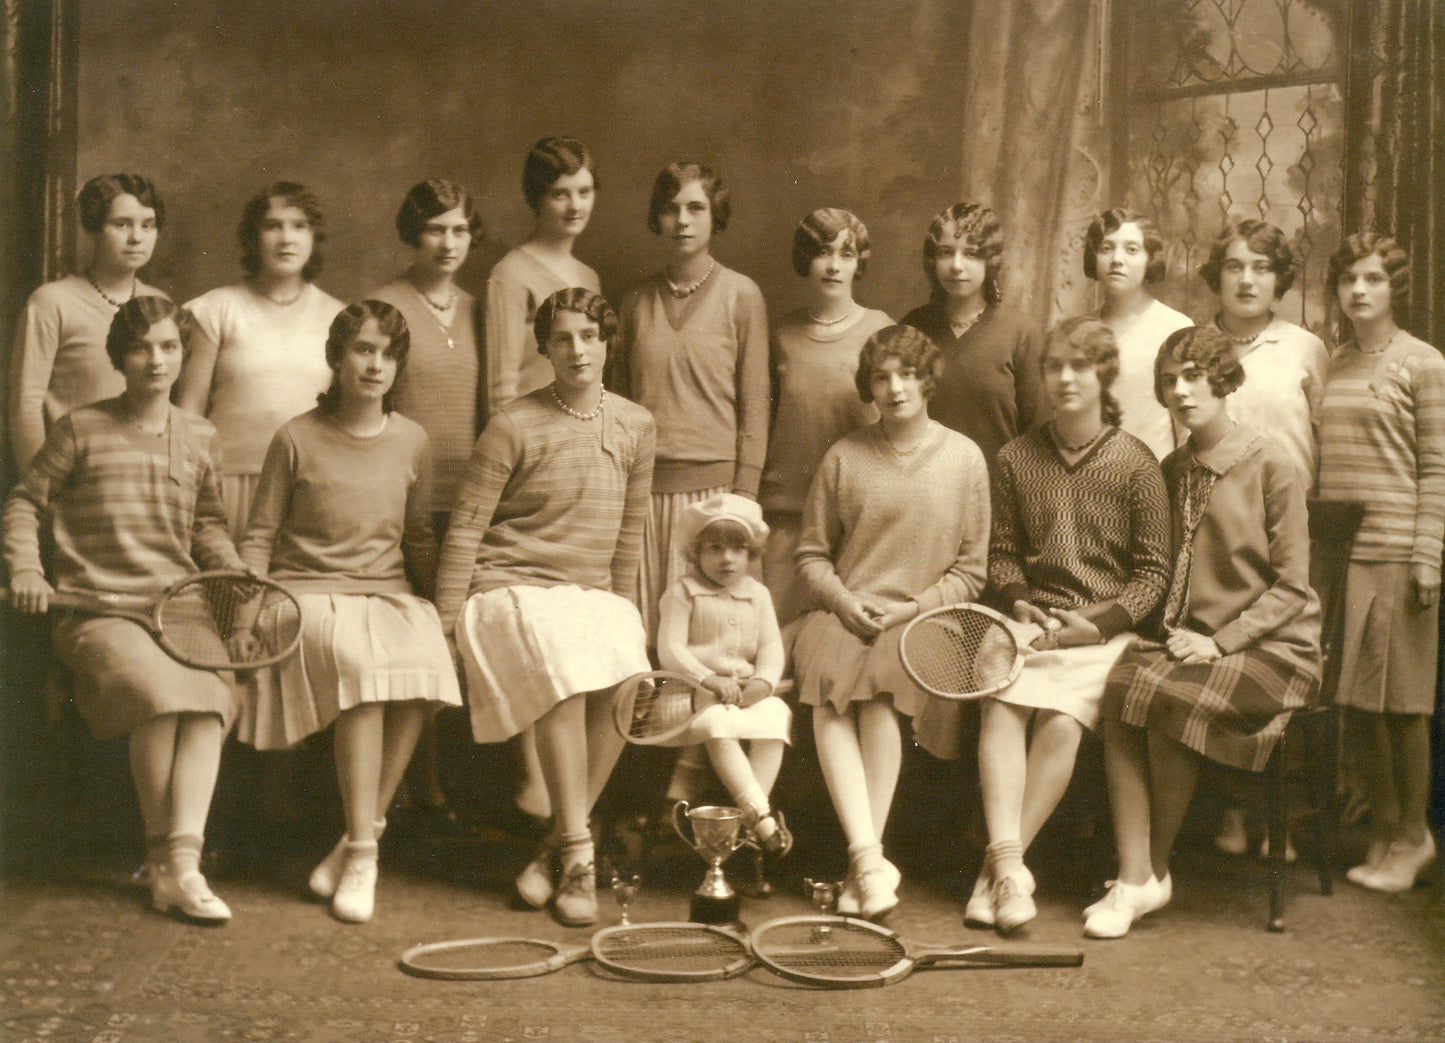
[
  {"left": 911, "top": 454, "right": 989, "bottom": 612},
  {"left": 2, "top": 420, "right": 75, "bottom": 580},
  {"left": 752, "top": 589, "right": 785, "bottom": 687},
  {"left": 1091, "top": 458, "right": 1171, "bottom": 639},
  {"left": 1012, "top": 322, "right": 1045, "bottom": 436},
  {"left": 987, "top": 454, "right": 1031, "bottom": 608},
  {"left": 1410, "top": 353, "right": 1445, "bottom": 568},
  {"left": 238, "top": 428, "right": 297, "bottom": 576},
  {"left": 1211, "top": 452, "right": 1314, "bottom": 655},
  {"left": 402, "top": 438, "right": 438, "bottom": 600},
  {"left": 191, "top": 449, "right": 245, "bottom": 573},
  {"left": 484, "top": 275, "right": 531, "bottom": 418},
  {"left": 796, "top": 450, "right": 852, "bottom": 614},
  {"left": 611, "top": 419, "right": 655, "bottom": 605},
  {"left": 732, "top": 280, "right": 770, "bottom": 496},
  {"left": 8, "top": 295, "right": 62, "bottom": 472},
  {"left": 433, "top": 414, "right": 519, "bottom": 631},
  {"left": 656, "top": 584, "right": 715, "bottom": 683}
]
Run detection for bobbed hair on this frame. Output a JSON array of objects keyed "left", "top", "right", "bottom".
[
  {"left": 1153, "top": 325, "right": 1245, "bottom": 405},
  {"left": 238, "top": 181, "right": 326, "bottom": 281},
  {"left": 792, "top": 208, "right": 870, "bottom": 279},
  {"left": 922, "top": 202, "right": 1004, "bottom": 304},
  {"left": 1327, "top": 231, "right": 1411, "bottom": 316},
  {"left": 855, "top": 324, "right": 943, "bottom": 403},
  {"left": 105, "top": 296, "right": 192, "bottom": 370},
  {"left": 685, "top": 518, "right": 761, "bottom": 567},
  {"left": 395, "top": 179, "right": 484, "bottom": 247},
  {"left": 79, "top": 173, "right": 165, "bottom": 234},
  {"left": 522, "top": 136, "right": 597, "bottom": 213},
  {"left": 1198, "top": 219, "right": 1299, "bottom": 297},
  {"left": 317, "top": 299, "right": 410, "bottom": 415},
  {"left": 533, "top": 287, "right": 619, "bottom": 356},
  {"left": 648, "top": 162, "right": 730, "bottom": 235},
  {"left": 1084, "top": 207, "right": 1166, "bottom": 285},
  {"left": 1042, "top": 316, "right": 1123, "bottom": 428}
]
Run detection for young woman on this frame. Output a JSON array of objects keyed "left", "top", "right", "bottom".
[
  {"left": 237, "top": 300, "right": 463, "bottom": 924},
  {"left": 1085, "top": 208, "right": 1193, "bottom": 461},
  {"left": 611, "top": 161, "right": 770, "bottom": 641},
  {"left": 435, "top": 288, "right": 655, "bottom": 928},
  {"left": 485, "top": 136, "right": 600, "bottom": 420},
  {"left": 176, "top": 182, "right": 344, "bottom": 541},
  {"left": 1318, "top": 234, "right": 1444, "bottom": 892},
  {"left": 1090, "top": 326, "right": 1320, "bottom": 939},
  {"left": 957, "top": 317, "right": 1170, "bottom": 933},
  {"left": 792, "top": 324, "right": 990, "bottom": 920},
  {"left": 899, "top": 202, "right": 1043, "bottom": 466},
  {"left": 9, "top": 174, "right": 167, "bottom": 472},
  {"left": 5, "top": 296, "right": 243, "bottom": 923},
  {"left": 1198, "top": 218, "right": 1328, "bottom": 857},
  {"left": 758, "top": 208, "right": 891, "bottom": 627}
]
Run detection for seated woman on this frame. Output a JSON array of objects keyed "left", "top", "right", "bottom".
[
  {"left": 793, "top": 324, "right": 990, "bottom": 920},
  {"left": 4, "top": 297, "right": 244, "bottom": 923},
  {"left": 435, "top": 288, "right": 655, "bottom": 928},
  {"left": 1089, "top": 325, "right": 1321, "bottom": 939},
  {"left": 9, "top": 173, "right": 167, "bottom": 472},
  {"left": 237, "top": 300, "right": 463, "bottom": 924},
  {"left": 963, "top": 317, "right": 1170, "bottom": 933},
  {"left": 759, "top": 208, "right": 891, "bottom": 628}
]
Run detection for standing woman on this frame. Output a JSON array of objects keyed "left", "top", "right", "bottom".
[
  {"left": 485, "top": 136, "right": 600, "bottom": 420},
  {"left": 611, "top": 162, "right": 770, "bottom": 640},
  {"left": 900, "top": 202, "right": 1043, "bottom": 466},
  {"left": 9, "top": 173, "right": 166, "bottom": 472},
  {"left": 176, "top": 182, "right": 344, "bottom": 542},
  {"left": 1319, "top": 234, "right": 1444, "bottom": 891},
  {"left": 5, "top": 297, "right": 243, "bottom": 923},
  {"left": 436, "top": 288, "right": 654, "bottom": 927},
  {"left": 1085, "top": 207, "right": 1193, "bottom": 461},
  {"left": 759, "top": 208, "right": 891, "bottom": 627},
  {"left": 793, "top": 325, "right": 990, "bottom": 920},
  {"left": 237, "top": 300, "right": 463, "bottom": 924},
  {"left": 1089, "top": 326, "right": 1320, "bottom": 938}
]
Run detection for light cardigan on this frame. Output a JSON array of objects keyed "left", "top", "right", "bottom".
[
  {"left": 796, "top": 421, "right": 989, "bottom": 615},
  {"left": 8, "top": 274, "right": 167, "bottom": 471},
  {"left": 433, "top": 389, "right": 655, "bottom": 631},
  {"left": 657, "top": 572, "right": 784, "bottom": 688},
  {"left": 613, "top": 264, "right": 769, "bottom": 495},
  {"left": 1163, "top": 422, "right": 1320, "bottom": 678}
]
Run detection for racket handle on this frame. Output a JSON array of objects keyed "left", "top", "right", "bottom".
[{"left": 948, "top": 945, "right": 1084, "bottom": 968}]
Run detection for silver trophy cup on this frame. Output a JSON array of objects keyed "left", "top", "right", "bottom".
[{"left": 672, "top": 801, "right": 755, "bottom": 924}]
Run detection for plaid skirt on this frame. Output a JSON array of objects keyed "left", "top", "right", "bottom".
[{"left": 1104, "top": 643, "right": 1318, "bottom": 772}]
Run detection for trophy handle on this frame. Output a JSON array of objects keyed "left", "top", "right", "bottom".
[{"left": 671, "top": 800, "right": 694, "bottom": 849}]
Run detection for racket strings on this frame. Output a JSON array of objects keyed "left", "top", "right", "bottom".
[
  {"left": 907, "top": 611, "right": 1018, "bottom": 695},
  {"left": 594, "top": 925, "right": 749, "bottom": 975},
  {"left": 407, "top": 939, "right": 564, "bottom": 975},
  {"left": 628, "top": 678, "right": 694, "bottom": 740},
  {"left": 752, "top": 922, "right": 907, "bottom": 977},
  {"left": 157, "top": 575, "right": 302, "bottom": 667}
]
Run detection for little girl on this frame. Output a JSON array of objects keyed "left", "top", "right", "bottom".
[
  {"left": 5, "top": 296, "right": 242, "bottom": 923},
  {"left": 657, "top": 493, "right": 792, "bottom": 852},
  {"left": 237, "top": 299, "right": 462, "bottom": 924}
]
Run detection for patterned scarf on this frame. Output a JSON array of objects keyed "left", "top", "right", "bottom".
[{"left": 1161, "top": 456, "right": 1216, "bottom": 631}]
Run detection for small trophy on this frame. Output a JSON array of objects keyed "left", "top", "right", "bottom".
[
  {"left": 606, "top": 859, "right": 642, "bottom": 926},
  {"left": 672, "top": 802, "right": 755, "bottom": 925}
]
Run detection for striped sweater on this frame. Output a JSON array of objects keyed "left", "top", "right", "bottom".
[{"left": 1317, "top": 333, "right": 1445, "bottom": 565}]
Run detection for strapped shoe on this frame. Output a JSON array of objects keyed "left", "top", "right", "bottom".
[{"left": 310, "top": 819, "right": 386, "bottom": 900}]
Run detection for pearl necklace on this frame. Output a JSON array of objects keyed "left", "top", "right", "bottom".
[
  {"left": 551, "top": 385, "right": 604, "bottom": 421},
  {"left": 261, "top": 285, "right": 303, "bottom": 306},
  {"left": 420, "top": 285, "right": 456, "bottom": 313},
  {"left": 880, "top": 423, "right": 927, "bottom": 457},
  {"left": 1216, "top": 315, "right": 1267, "bottom": 347},
  {"left": 807, "top": 303, "right": 858, "bottom": 327},
  {"left": 666, "top": 259, "right": 716, "bottom": 298},
  {"left": 86, "top": 270, "right": 134, "bottom": 308}
]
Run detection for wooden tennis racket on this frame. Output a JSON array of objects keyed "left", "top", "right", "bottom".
[
  {"left": 898, "top": 602, "right": 1026, "bottom": 699},
  {"left": 612, "top": 670, "right": 716, "bottom": 747},
  {"left": 398, "top": 922, "right": 753, "bottom": 982},
  {"left": 747, "top": 915, "right": 1082, "bottom": 989},
  {"left": 6, "top": 570, "right": 302, "bottom": 671}
]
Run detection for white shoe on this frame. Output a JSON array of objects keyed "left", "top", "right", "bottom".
[
  {"left": 151, "top": 866, "right": 231, "bottom": 924},
  {"left": 1084, "top": 871, "right": 1168, "bottom": 919},
  {"left": 992, "top": 871, "right": 1037, "bottom": 932},
  {"left": 331, "top": 845, "right": 378, "bottom": 924},
  {"left": 858, "top": 859, "right": 900, "bottom": 921},
  {"left": 310, "top": 820, "right": 385, "bottom": 900},
  {"left": 963, "top": 869, "right": 994, "bottom": 927},
  {"left": 1083, "top": 876, "right": 1170, "bottom": 939}
]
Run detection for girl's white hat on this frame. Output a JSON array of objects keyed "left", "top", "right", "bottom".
[{"left": 677, "top": 492, "right": 769, "bottom": 550}]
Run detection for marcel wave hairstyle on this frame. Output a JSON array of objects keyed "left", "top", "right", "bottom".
[
  {"left": 522, "top": 136, "right": 597, "bottom": 213},
  {"left": 317, "top": 299, "right": 410, "bottom": 415},
  {"left": 1043, "top": 316, "right": 1123, "bottom": 428},
  {"left": 792, "top": 208, "right": 870, "bottom": 279},
  {"left": 1084, "top": 207, "right": 1166, "bottom": 285},
  {"left": 238, "top": 181, "right": 326, "bottom": 281},
  {"left": 1198, "top": 218, "right": 1299, "bottom": 297},
  {"left": 922, "top": 202, "right": 1004, "bottom": 304},
  {"left": 648, "top": 162, "right": 730, "bottom": 235},
  {"left": 1153, "top": 325, "right": 1245, "bottom": 405},
  {"left": 79, "top": 173, "right": 165, "bottom": 235},
  {"left": 1327, "top": 231, "right": 1410, "bottom": 317},
  {"left": 105, "top": 296, "right": 192, "bottom": 370},
  {"left": 533, "top": 287, "right": 619, "bottom": 356},
  {"left": 855, "top": 324, "right": 943, "bottom": 403},
  {"left": 395, "top": 179, "right": 484, "bottom": 247}
]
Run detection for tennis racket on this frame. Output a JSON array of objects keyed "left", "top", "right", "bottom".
[
  {"left": 398, "top": 922, "right": 752, "bottom": 982},
  {"left": 7, "top": 570, "right": 302, "bottom": 671},
  {"left": 747, "top": 915, "right": 1082, "bottom": 989},
  {"left": 898, "top": 602, "right": 1025, "bottom": 699},
  {"left": 612, "top": 670, "right": 715, "bottom": 747}
]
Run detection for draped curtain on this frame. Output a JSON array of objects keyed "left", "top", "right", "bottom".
[{"left": 957, "top": 0, "right": 1107, "bottom": 329}]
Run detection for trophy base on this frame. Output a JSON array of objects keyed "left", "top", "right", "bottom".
[{"left": 689, "top": 892, "right": 741, "bottom": 926}]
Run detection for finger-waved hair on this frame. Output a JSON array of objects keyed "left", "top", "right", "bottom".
[
  {"left": 79, "top": 173, "right": 165, "bottom": 234},
  {"left": 1327, "top": 231, "right": 1410, "bottom": 316},
  {"left": 793, "top": 208, "right": 870, "bottom": 279},
  {"left": 855, "top": 324, "right": 943, "bottom": 403},
  {"left": 395, "top": 179, "right": 484, "bottom": 247},
  {"left": 238, "top": 181, "right": 326, "bottom": 281},
  {"left": 533, "top": 287, "right": 619, "bottom": 356},
  {"left": 1084, "top": 207, "right": 1166, "bottom": 284},
  {"left": 523, "top": 136, "right": 597, "bottom": 213},
  {"left": 922, "top": 202, "right": 1004, "bottom": 304},
  {"left": 317, "top": 299, "right": 410, "bottom": 415},
  {"left": 1153, "top": 325, "right": 1245, "bottom": 405},
  {"left": 648, "top": 162, "right": 730, "bottom": 235},
  {"left": 1198, "top": 219, "right": 1299, "bottom": 297},
  {"left": 1043, "top": 316, "right": 1123, "bottom": 427},
  {"left": 105, "top": 296, "right": 191, "bottom": 370}
]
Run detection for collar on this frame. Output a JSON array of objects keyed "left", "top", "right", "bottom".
[
  {"left": 1213, "top": 312, "right": 1288, "bottom": 348},
  {"left": 1184, "top": 421, "right": 1264, "bottom": 476},
  {"left": 679, "top": 572, "right": 764, "bottom": 601}
]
